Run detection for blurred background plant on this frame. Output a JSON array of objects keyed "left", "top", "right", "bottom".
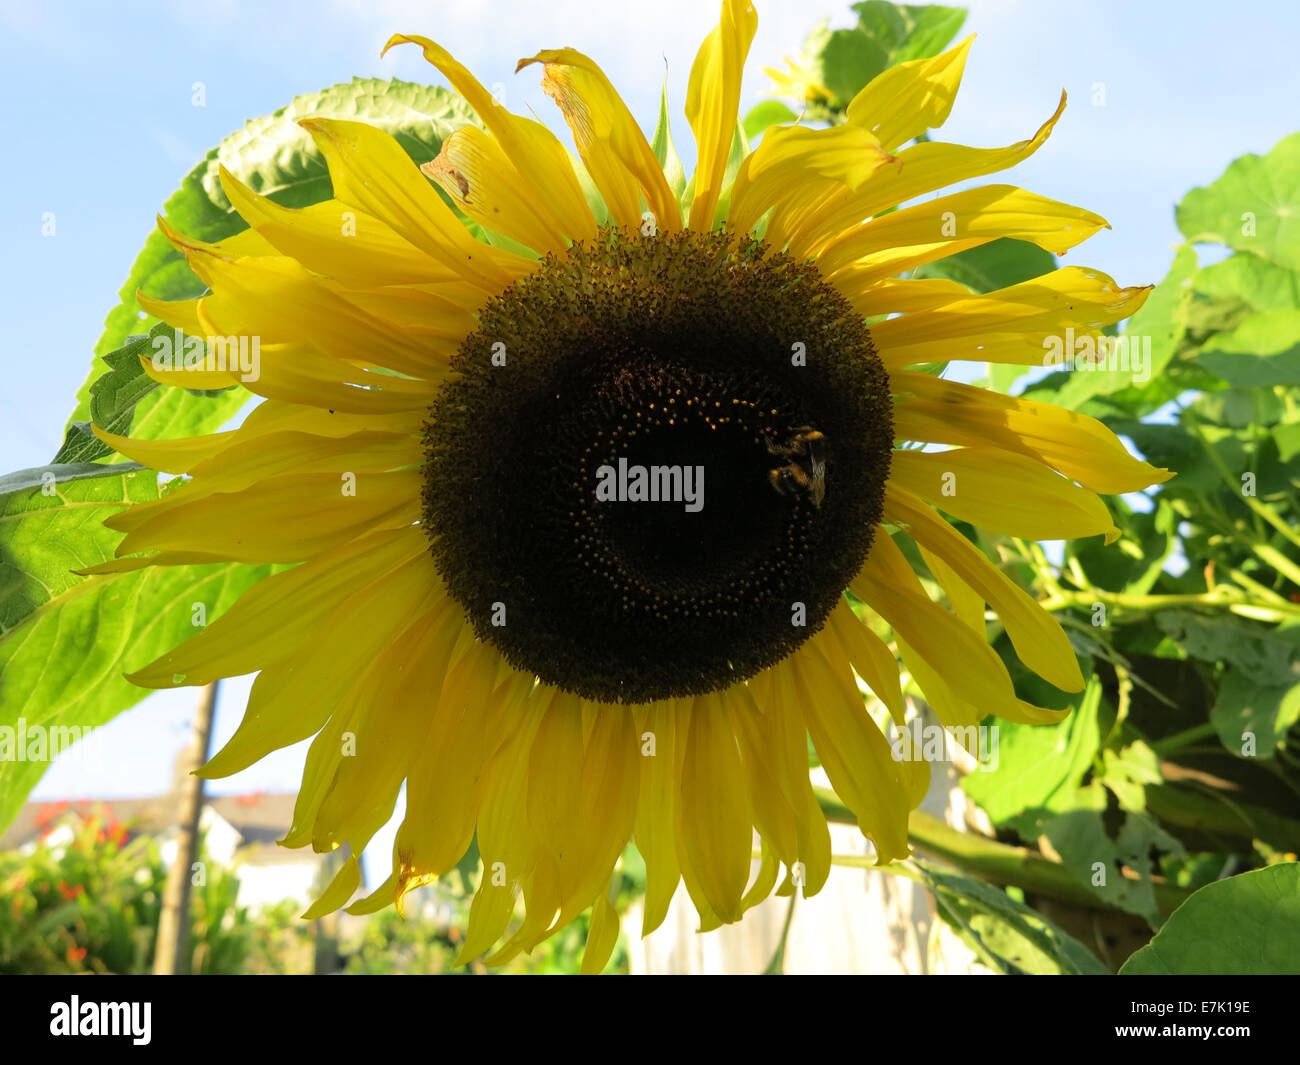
[{"left": 0, "top": 806, "right": 313, "bottom": 973}]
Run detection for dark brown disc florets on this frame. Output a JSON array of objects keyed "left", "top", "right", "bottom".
[{"left": 422, "top": 227, "right": 892, "bottom": 704}]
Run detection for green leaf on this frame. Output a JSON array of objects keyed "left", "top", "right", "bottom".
[
  {"left": 742, "top": 100, "right": 797, "bottom": 142},
  {"left": 1068, "top": 497, "right": 1175, "bottom": 596},
  {"left": 53, "top": 323, "right": 222, "bottom": 465},
  {"left": 960, "top": 677, "right": 1102, "bottom": 829},
  {"left": 1041, "top": 789, "right": 1185, "bottom": 926},
  {"left": 1098, "top": 741, "right": 1163, "bottom": 812},
  {"left": 1119, "top": 863, "right": 1300, "bottom": 974},
  {"left": 1155, "top": 610, "right": 1300, "bottom": 687},
  {"left": 1195, "top": 308, "right": 1300, "bottom": 386},
  {"left": 915, "top": 238, "right": 1056, "bottom": 294},
  {"left": 1194, "top": 252, "right": 1300, "bottom": 312},
  {"left": 1275, "top": 421, "right": 1300, "bottom": 462},
  {"left": 1176, "top": 132, "right": 1300, "bottom": 270},
  {"left": 818, "top": 30, "right": 889, "bottom": 106},
  {"left": 0, "top": 462, "right": 275, "bottom": 832},
  {"left": 1211, "top": 669, "right": 1300, "bottom": 760},
  {"left": 68, "top": 78, "right": 479, "bottom": 458},
  {"left": 915, "top": 860, "right": 1109, "bottom": 975},
  {"left": 651, "top": 76, "right": 687, "bottom": 202},
  {"left": 772, "top": 3, "right": 966, "bottom": 117},
  {"left": 851, "top": 2, "right": 969, "bottom": 64}
]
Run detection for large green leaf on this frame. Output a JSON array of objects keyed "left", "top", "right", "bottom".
[
  {"left": 1119, "top": 863, "right": 1300, "bottom": 974},
  {"left": 1211, "top": 669, "right": 1300, "bottom": 760},
  {"left": 1194, "top": 251, "right": 1300, "bottom": 312},
  {"left": 65, "top": 78, "right": 479, "bottom": 459},
  {"left": 53, "top": 322, "right": 223, "bottom": 464},
  {"left": 0, "top": 462, "right": 276, "bottom": 832},
  {"left": 916, "top": 860, "right": 1108, "bottom": 975},
  {"left": 1195, "top": 308, "right": 1300, "bottom": 386},
  {"left": 960, "top": 677, "right": 1102, "bottom": 828},
  {"left": 851, "top": 2, "right": 969, "bottom": 64},
  {"left": 1176, "top": 132, "right": 1300, "bottom": 270},
  {"left": 1040, "top": 789, "right": 1184, "bottom": 927}
]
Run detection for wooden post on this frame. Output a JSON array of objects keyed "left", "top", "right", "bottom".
[{"left": 153, "top": 680, "right": 219, "bottom": 975}]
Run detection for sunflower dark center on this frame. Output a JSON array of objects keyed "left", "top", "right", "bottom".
[{"left": 422, "top": 227, "right": 892, "bottom": 704}]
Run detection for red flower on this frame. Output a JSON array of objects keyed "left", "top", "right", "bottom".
[{"left": 66, "top": 947, "right": 87, "bottom": 963}]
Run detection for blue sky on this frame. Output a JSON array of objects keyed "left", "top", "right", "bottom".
[{"left": 3, "top": 0, "right": 1298, "bottom": 885}]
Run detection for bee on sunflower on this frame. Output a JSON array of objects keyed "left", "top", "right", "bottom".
[{"left": 90, "top": 0, "right": 1168, "bottom": 972}]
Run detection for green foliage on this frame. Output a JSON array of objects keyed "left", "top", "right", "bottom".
[
  {"left": 760, "top": 2, "right": 967, "bottom": 124},
  {"left": 1120, "top": 863, "right": 1300, "bottom": 974},
  {"left": 1176, "top": 133, "right": 1300, "bottom": 270},
  {"left": 0, "top": 458, "right": 277, "bottom": 830},
  {"left": 916, "top": 861, "right": 1109, "bottom": 974},
  {"left": 948, "top": 129, "right": 1300, "bottom": 970},
  {"left": 66, "top": 79, "right": 479, "bottom": 463},
  {"left": 0, "top": 78, "right": 475, "bottom": 832}
]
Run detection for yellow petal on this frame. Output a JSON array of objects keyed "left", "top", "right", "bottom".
[
  {"left": 422, "top": 126, "right": 567, "bottom": 254},
  {"left": 288, "top": 605, "right": 452, "bottom": 852},
  {"left": 845, "top": 36, "right": 974, "bottom": 150},
  {"left": 156, "top": 222, "right": 452, "bottom": 379},
  {"left": 198, "top": 550, "right": 441, "bottom": 778},
  {"left": 633, "top": 701, "right": 682, "bottom": 935},
  {"left": 725, "top": 685, "right": 798, "bottom": 865},
  {"left": 384, "top": 34, "right": 597, "bottom": 244},
  {"left": 824, "top": 597, "right": 905, "bottom": 724},
  {"left": 788, "top": 91, "right": 1066, "bottom": 260},
  {"left": 685, "top": 0, "right": 758, "bottom": 230},
  {"left": 455, "top": 688, "right": 550, "bottom": 963},
  {"left": 519, "top": 48, "right": 681, "bottom": 234},
  {"left": 890, "top": 446, "right": 1120, "bottom": 543},
  {"left": 580, "top": 892, "right": 622, "bottom": 975},
  {"left": 126, "top": 526, "right": 428, "bottom": 688},
  {"left": 727, "top": 123, "right": 891, "bottom": 238},
  {"left": 137, "top": 291, "right": 204, "bottom": 334},
  {"left": 740, "top": 677, "right": 831, "bottom": 896},
  {"left": 676, "top": 692, "right": 752, "bottom": 923},
  {"left": 301, "top": 855, "right": 360, "bottom": 920},
  {"left": 884, "top": 484, "right": 1084, "bottom": 692},
  {"left": 891, "top": 371, "right": 1174, "bottom": 494},
  {"left": 113, "top": 469, "right": 422, "bottom": 563},
  {"left": 786, "top": 639, "right": 911, "bottom": 862},
  {"left": 869, "top": 266, "right": 1148, "bottom": 353},
  {"left": 92, "top": 424, "right": 237, "bottom": 474},
  {"left": 299, "top": 116, "right": 534, "bottom": 290},
  {"left": 218, "top": 166, "right": 461, "bottom": 286},
  {"left": 818, "top": 187, "right": 1109, "bottom": 279},
  {"left": 397, "top": 636, "right": 527, "bottom": 877},
  {"left": 851, "top": 531, "right": 1068, "bottom": 726}
]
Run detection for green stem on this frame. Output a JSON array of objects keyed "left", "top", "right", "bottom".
[
  {"left": 1151, "top": 721, "right": 1218, "bottom": 757},
  {"left": 813, "top": 788, "right": 1191, "bottom": 916},
  {"left": 1253, "top": 542, "right": 1300, "bottom": 591}
]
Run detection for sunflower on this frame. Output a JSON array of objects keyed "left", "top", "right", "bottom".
[{"left": 92, "top": 1, "right": 1169, "bottom": 972}]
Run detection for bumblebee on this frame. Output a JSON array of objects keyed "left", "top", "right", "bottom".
[{"left": 765, "top": 427, "right": 827, "bottom": 507}]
